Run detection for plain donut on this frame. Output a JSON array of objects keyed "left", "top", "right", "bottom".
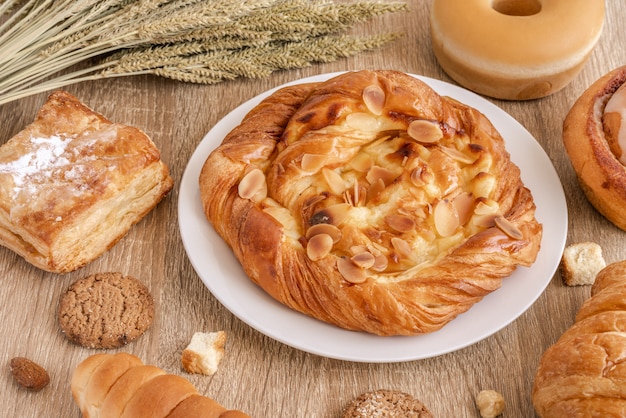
[{"left": 430, "top": 0, "right": 605, "bottom": 100}]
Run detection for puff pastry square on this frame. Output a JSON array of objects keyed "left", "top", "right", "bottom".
[
  {"left": 199, "top": 70, "right": 542, "bottom": 336},
  {"left": 0, "top": 91, "right": 173, "bottom": 273}
]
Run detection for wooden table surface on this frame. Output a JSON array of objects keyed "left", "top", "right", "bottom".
[{"left": 2, "top": 1, "right": 625, "bottom": 417}]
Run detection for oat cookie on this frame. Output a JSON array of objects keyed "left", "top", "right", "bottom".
[
  {"left": 58, "top": 272, "right": 154, "bottom": 348},
  {"left": 343, "top": 389, "right": 433, "bottom": 417}
]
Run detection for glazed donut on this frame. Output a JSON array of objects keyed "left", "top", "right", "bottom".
[
  {"left": 563, "top": 66, "right": 626, "bottom": 231},
  {"left": 430, "top": 0, "right": 605, "bottom": 100}
]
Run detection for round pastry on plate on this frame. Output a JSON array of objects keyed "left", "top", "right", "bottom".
[{"left": 199, "top": 70, "right": 542, "bottom": 336}]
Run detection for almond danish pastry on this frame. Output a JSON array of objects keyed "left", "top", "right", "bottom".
[{"left": 199, "top": 70, "right": 542, "bottom": 336}]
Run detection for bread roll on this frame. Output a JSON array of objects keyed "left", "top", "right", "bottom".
[
  {"left": 199, "top": 70, "right": 542, "bottom": 336},
  {"left": 563, "top": 66, "right": 626, "bottom": 231},
  {"left": 532, "top": 261, "right": 626, "bottom": 417},
  {"left": 71, "top": 353, "right": 250, "bottom": 418}
]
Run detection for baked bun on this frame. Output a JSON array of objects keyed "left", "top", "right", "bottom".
[
  {"left": 0, "top": 91, "right": 173, "bottom": 273},
  {"left": 533, "top": 261, "right": 626, "bottom": 417},
  {"left": 71, "top": 353, "right": 250, "bottom": 418},
  {"left": 199, "top": 70, "right": 542, "bottom": 336},
  {"left": 563, "top": 66, "right": 626, "bottom": 231}
]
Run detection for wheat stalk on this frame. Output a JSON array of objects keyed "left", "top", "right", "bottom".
[{"left": 0, "top": 0, "right": 407, "bottom": 106}]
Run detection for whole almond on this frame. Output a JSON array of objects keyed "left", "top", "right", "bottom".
[{"left": 10, "top": 357, "right": 50, "bottom": 391}]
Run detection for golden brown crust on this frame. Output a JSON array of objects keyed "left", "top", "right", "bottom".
[
  {"left": 429, "top": 0, "right": 605, "bottom": 100},
  {"left": 0, "top": 90, "right": 173, "bottom": 272},
  {"left": 563, "top": 66, "right": 626, "bottom": 231},
  {"left": 70, "top": 353, "right": 251, "bottom": 418},
  {"left": 533, "top": 261, "right": 626, "bottom": 417},
  {"left": 199, "top": 70, "right": 542, "bottom": 336}
]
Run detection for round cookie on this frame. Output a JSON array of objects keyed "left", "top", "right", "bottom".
[
  {"left": 343, "top": 389, "right": 433, "bottom": 417},
  {"left": 58, "top": 272, "right": 154, "bottom": 349}
]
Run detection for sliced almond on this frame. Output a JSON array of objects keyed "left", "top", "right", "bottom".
[
  {"left": 440, "top": 146, "right": 477, "bottom": 164},
  {"left": 350, "top": 245, "right": 369, "bottom": 255},
  {"left": 391, "top": 237, "right": 412, "bottom": 258},
  {"left": 301, "top": 153, "right": 327, "bottom": 172},
  {"left": 366, "top": 178, "right": 386, "bottom": 203},
  {"left": 238, "top": 168, "right": 267, "bottom": 201},
  {"left": 310, "top": 203, "right": 351, "bottom": 226},
  {"left": 407, "top": 120, "right": 443, "bottom": 143},
  {"left": 337, "top": 257, "right": 367, "bottom": 284},
  {"left": 434, "top": 199, "right": 459, "bottom": 237},
  {"left": 385, "top": 214, "right": 415, "bottom": 233},
  {"left": 494, "top": 216, "right": 524, "bottom": 240},
  {"left": 351, "top": 252, "right": 376, "bottom": 269},
  {"left": 346, "top": 112, "right": 380, "bottom": 131},
  {"left": 306, "top": 223, "right": 342, "bottom": 243},
  {"left": 371, "top": 254, "right": 389, "bottom": 272},
  {"left": 366, "top": 165, "right": 396, "bottom": 186},
  {"left": 306, "top": 234, "right": 334, "bottom": 261},
  {"left": 322, "top": 167, "right": 347, "bottom": 195},
  {"left": 363, "top": 84, "right": 385, "bottom": 115},
  {"left": 452, "top": 192, "right": 474, "bottom": 226},
  {"left": 410, "top": 165, "right": 434, "bottom": 186}
]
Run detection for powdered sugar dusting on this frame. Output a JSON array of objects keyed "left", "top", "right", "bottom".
[
  {"left": 0, "top": 135, "right": 71, "bottom": 195},
  {"left": 0, "top": 127, "right": 119, "bottom": 221}
]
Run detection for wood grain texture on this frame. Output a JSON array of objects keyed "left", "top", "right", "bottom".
[{"left": 1, "top": 1, "right": 625, "bottom": 417}]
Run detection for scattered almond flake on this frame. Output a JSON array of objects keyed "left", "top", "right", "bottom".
[
  {"left": 494, "top": 216, "right": 524, "bottom": 240},
  {"left": 362, "top": 84, "right": 385, "bottom": 115},
  {"left": 238, "top": 168, "right": 267, "bottom": 201},
  {"left": 407, "top": 119, "right": 443, "bottom": 143}
]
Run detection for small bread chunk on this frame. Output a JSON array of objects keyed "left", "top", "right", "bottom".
[
  {"left": 476, "top": 390, "right": 505, "bottom": 418},
  {"left": 560, "top": 242, "right": 606, "bottom": 286},
  {"left": 181, "top": 331, "right": 226, "bottom": 375}
]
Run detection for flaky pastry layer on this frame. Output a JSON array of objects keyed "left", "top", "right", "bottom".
[
  {"left": 533, "top": 261, "right": 626, "bottom": 417},
  {"left": 0, "top": 91, "right": 173, "bottom": 273},
  {"left": 199, "top": 70, "right": 542, "bottom": 336}
]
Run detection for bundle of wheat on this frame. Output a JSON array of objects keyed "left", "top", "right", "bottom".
[{"left": 0, "top": 0, "right": 406, "bottom": 105}]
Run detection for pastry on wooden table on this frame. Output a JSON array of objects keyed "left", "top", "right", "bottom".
[
  {"left": 563, "top": 66, "right": 626, "bottom": 231},
  {"left": 533, "top": 261, "right": 626, "bottom": 417},
  {"left": 199, "top": 70, "right": 542, "bottom": 336},
  {"left": 0, "top": 90, "right": 173, "bottom": 273},
  {"left": 71, "top": 353, "right": 250, "bottom": 418}
]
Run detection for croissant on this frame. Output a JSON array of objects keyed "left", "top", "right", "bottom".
[
  {"left": 70, "top": 353, "right": 250, "bottom": 418},
  {"left": 199, "top": 70, "right": 542, "bottom": 336},
  {"left": 532, "top": 261, "right": 626, "bottom": 417}
]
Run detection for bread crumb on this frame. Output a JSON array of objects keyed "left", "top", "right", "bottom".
[
  {"left": 476, "top": 390, "right": 504, "bottom": 418},
  {"left": 560, "top": 242, "right": 606, "bottom": 286},
  {"left": 181, "top": 331, "right": 226, "bottom": 375}
]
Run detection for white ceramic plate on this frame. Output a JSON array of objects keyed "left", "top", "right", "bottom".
[{"left": 178, "top": 72, "right": 567, "bottom": 363}]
